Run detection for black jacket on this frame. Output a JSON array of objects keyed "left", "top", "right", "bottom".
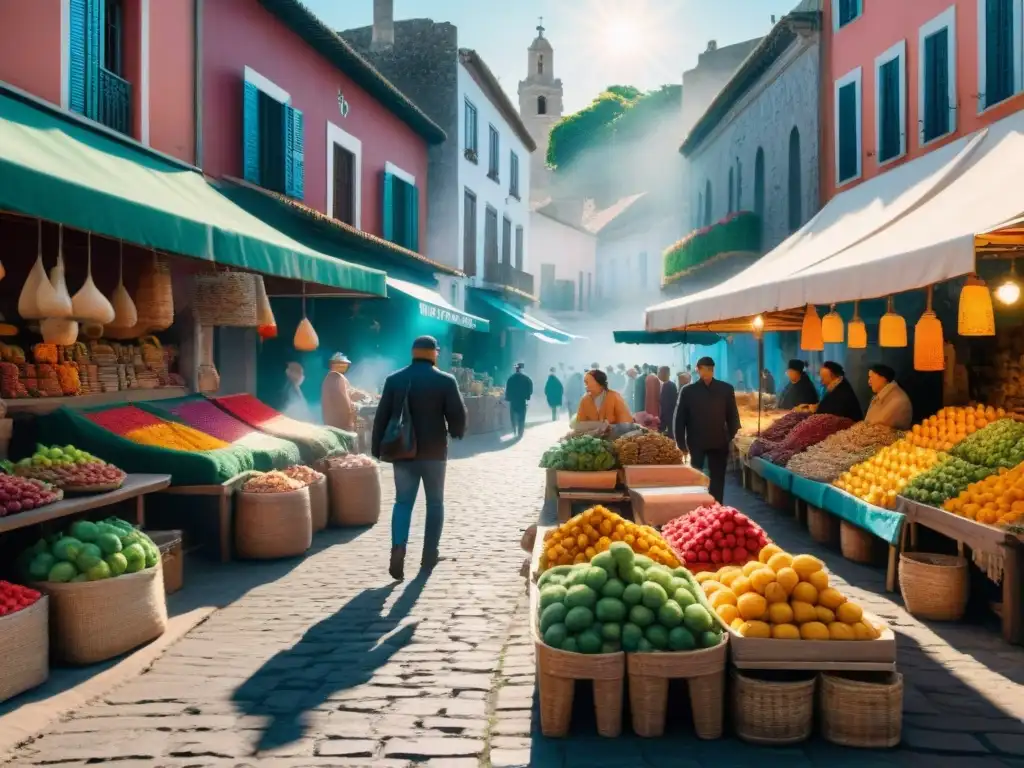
[
  {"left": 675, "top": 378, "right": 741, "bottom": 452},
  {"left": 817, "top": 378, "right": 863, "bottom": 422},
  {"left": 777, "top": 373, "right": 819, "bottom": 410},
  {"left": 371, "top": 359, "right": 467, "bottom": 461},
  {"left": 505, "top": 372, "right": 533, "bottom": 405},
  {"left": 659, "top": 380, "right": 678, "bottom": 437},
  {"left": 544, "top": 375, "right": 564, "bottom": 407}
]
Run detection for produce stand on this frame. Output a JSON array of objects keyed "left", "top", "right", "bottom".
[
  {"left": 158, "top": 471, "right": 259, "bottom": 563},
  {"left": 3, "top": 387, "right": 190, "bottom": 416},
  {"left": 823, "top": 487, "right": 905, "bottom": 592}
]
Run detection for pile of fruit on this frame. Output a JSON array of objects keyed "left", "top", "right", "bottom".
[
  {"left": 787, "top": 423, "right": 902, "bottom": 483},
  {"left": 901, "top": 456, "right": 994, "bottom": 507},
  {"left": 537, "top": 542, "right": 723, "bottom": 654},
  {"left": 0, "top": 474, "right": 61, "bottom": 516},
  {"left": 12, "top": 444, "right": 126, "bottom": 491},
  {"left": 281, "top": 465, "right": 324, "bottom": 486},
  {"left": 763, "top": 414, "right": 856, "bottom": 466},
  {"left": 242, "top": 471, "right": 304, "bottom": 493},
  {"left": 660, "top": 504, "right": 770, "bottom": 570},
  {"left": 613, "top": 430, "right": 683, "bottom": 466},
  {"left": 748, "top": 411, "right": 812, "bottom": 460},
  {"left": 0, "top": 581, "right": 42, "bottom": 617},
  {"left": 700, "top": 545, "right": 883, "bottom": 641},
  {"left": 907, "top": 404, "right": 1004, "bottom": 450},
  {"left": 833, "top": 439, "right": 942, "bottom": 509},
  {"left": 943, "top": 466, "right": 1024, "bottom": 526},
  {"left": 540, "top": 506, "right": 679, "bottom": 570},
  {"left": 951, "top": 418, "right": 1024, "bottom": 469},
  {"left": 20, "top": 517, "right": 160, "bottom": 583},
  {"left": 323, "top": 454, "right": 376, "bottom": 469},
  {"left": 539, "top": 435, "right": 617, "bottom": 471}
]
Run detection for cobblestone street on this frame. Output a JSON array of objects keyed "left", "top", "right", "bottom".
[{"left": 4, "top": 419, "right": 1024, "bottom": 767}]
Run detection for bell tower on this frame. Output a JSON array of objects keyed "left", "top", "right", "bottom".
[{"left": 518, "top": 19, "right": 563, "bottom": 201}]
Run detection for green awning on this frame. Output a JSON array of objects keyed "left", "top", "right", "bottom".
[
  {"left": 0, "top": 91, "right": 386, "bottom": 296},
  {"left": 472, "top": 292, "right": 576, "bottom": 343},
  {"left": 387, "top": 277, "right": 489, "bottom": 332},
  {"left": 613, "top": 329, "right": 721, "bottom": 346}
]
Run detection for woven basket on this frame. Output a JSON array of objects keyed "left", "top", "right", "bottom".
[
  {"left": 309, "top": 474, "right": 328, "bottom": 532},
  {"left": 327, "top": 465, "right": 381, "bottom": 527},
  {"left": 149, "top": 530, "right": 184, "bottom": 595},
  {"left": 899, "top": 552, "right": 968, "bottom": 621},
  {"left": 38, "top": 568, "right": 167, "bottom": 665},
  {"left": 807, "top": 505, "right": 839, "bottom": 546},
  {"left": 840, "top": 521, "right": 875, "bottom": 564},
  {"left": 0, "top": 597, "right": 49, "bottom": 703},
  {"left": 820, "top": 672, "right": 903, "bottom": 748},
  {"left": 536, "top": 640, "right": 624, "bottom": 738},
  {"left": 192, "top": 272, "right": 259, "bottom": 327},
  {"left": 731, "top": 669, "right": 816, "bottom": 745},
  {"left": 135, "top": 255, "right": 174, "bottom": 333},
  {"left": 235, "top": 487, "right": 313, "bottom": 559}
]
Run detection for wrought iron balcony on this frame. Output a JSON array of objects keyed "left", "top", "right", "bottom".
[
  {"left": 483, "top": 259, "right": 535, "bottom": 296},
  {"left": 98, "top": 67, "right": 132, "bottom": 136}
]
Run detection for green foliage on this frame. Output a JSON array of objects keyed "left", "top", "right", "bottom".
[
  {"left": 606, "top": 84, "right": 642, "bottom": 100},
  {"left": 662, "top": 212, "right": 763, "bottom": 283}
]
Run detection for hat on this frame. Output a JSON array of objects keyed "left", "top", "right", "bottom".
[
  {"left": 515, "top": 362, "right": 525, "bottom": 371},
  {"left": 412, "top": 335, "right": 439, "bottom": 351},
  {"left": 329, "top": 352, "right": 351, "bottom": 364},
  {"left": 869, "top": 363, "right": 896, "bottom": 382},
  {"left": 787, "top": 359, "right": 806, "bottom": 373},
  {"left": 822, "top": 361, "right": 845, "bottom": 377},
  {"left": 696, "top": 356, "right": 715, "bottom": 368}
]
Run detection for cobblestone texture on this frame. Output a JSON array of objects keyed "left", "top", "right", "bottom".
[{"left": 4, "top": 418, "right": 1024, "bottom": 766}]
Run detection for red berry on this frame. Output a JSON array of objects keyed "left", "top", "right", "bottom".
[
  {"left": 721, "top": 547, "right": 733, "bottom": 563},
  {"left": 697, "top": 550, "right": 710, "bottom": 562},
  {"left": 734, "top": 547, "right": 749, "bottom": 562},
  {"left": 710, "top": 550, "right": 722, "bottom": 563}
]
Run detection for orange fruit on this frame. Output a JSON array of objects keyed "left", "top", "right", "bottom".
[
  {"left": 836, "top": 601, "right": 863, "bottom": 624},
  {"left": 815, "top": 606, "right": 836, "bottom": 624},
  {"left": 764, "top": 582, "right": 789, "bottom": 604},
  {"left": 771, "top": 623, "right": 801, "bottom": 639},
  {"left": 775, "top": 567, "right": 799, "bottom": 594},
  {"left": 731, "top": 617, "right": 746, "bottom": 630},
  {"left": 799, "top": 621, "right": 830, "bottom": 640},
  {"left": 767, "top": 552, "right": 794, "bottom": 572},
  {"left": 792, "top": 554, "right": 825, "bottom": 579},
  {"left": 750, "top": 568, "right": 777, "bottom": 595},
  {"left": 791, "top": 582, "right": 818, "bottom": 605},
  {"left": 695, "top": 572, "right": 716, "bottom": 584},
  {"left": 717, "top": 604, "right": 740, "bottom": 625},
  {"left": 806, "top": 570, "right": 829, "bottom": 592},
  {"left": 730, "top": 576, "right": 752, "bottom": 596},
  {"left": 852, "top": 621, "right": 876, "bottom": 640},
  {"left": 791, "top": 601, "right": 817, "bottom": 624},
  {"left": 828, "top": 622, "right": 855, "bottom": 641},
  {"left": 767, "top": 602, "right": 794, "bottom": 625},
  {"left": 702, "top": 580, "right": 726, "bottom": 597},
  {"left": 817, "top": 588, "right": 846, "bottom": 611},
  {"left": 738, "top": 620, "right": 772, "bottom": 638},
  {"left": 737, "top": 592, "right": 768, "bottom": 621},
  {"left": 710, "top": 589, "right": 738, "bottom": 609},
  {"left": 758, "top": 544, "right": 783, "bottom": 564},
  {"left": 719, "top": 568, "right": 742, "bottom": 587}
]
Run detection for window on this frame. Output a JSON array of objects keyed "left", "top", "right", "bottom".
[
  {"left": 538, "top": 54, "right": 544, "bottom": 75},
  {"left": 834, "top": 67, "right": 862, "bottom": 185},
  {"left": 332, "top": 144, "right": 356, "bottom": 224},
  {"left": 382, "top": 166, "right": 418, "bottom": 251},
  {"left": 735, "top": 158, "right": 743, "bottom": 210},
  {"left": 703, "top": 180, "right": 712, "bottom": 226},
  {"left": 510, "top": 151, "right": 520, "bottom": 199},
  {"left": 464, "top": 99, "right": 478, "bottom": 158},
  {"left": 69, "top": 0, "right": 131, "bottom": 134},
  {"left": 980, "top": 0, "right": 1021, "bottom": 110},
  {"left": 484, "top": 206, "right": 498, "bottom": 265},
  {"left": 502, "top": 217, "right": 512, "bottom": 264},
  {"left": 103, "top": 0, "right": 124, "bottom": 76},
  {"left": 243, "top": 69, "right": 304, "bottom": 199},
  {"left": 451, "top": 282, "right": 458, "bottom": 306},
  {"left": 488, "top": 126, "right": 500, "bottom": 180},
  {"left": 833, "top": 0, "right": 862, "bottom": 30},
  {"left": 538, "top": 95, "right": 547, "bottom": 115},
  {"left": 919, "top": 7, "right": 957, "bottom": 145},
  {"left": 874, "top": 41, "right": 906, "bottom": 164},
  {"left": 754, "top": 148, "right": 765, "bottom": 218},
  {"left": 515, "top": 225, "right": 524, "bottom": 269},
  {"left": 788, "top": 127, "right": 802, "bottom": 233},
  {"left": 728, "top": 168, "right": 735, "bottom": 213},
  {"left": 327, "top": 123, "right": 361, "bottom": 228},
  {"left": 463, "top": 189, "right": 477, "bottom": 276}
]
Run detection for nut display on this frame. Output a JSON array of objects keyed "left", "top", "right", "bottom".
[{"left": 613, "top": 430, "right": 684, "bottom": 466}]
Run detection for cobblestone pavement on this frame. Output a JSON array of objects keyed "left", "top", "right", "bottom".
[{"left": 4, "top": 419, "right": 1024, "bottom": 767}]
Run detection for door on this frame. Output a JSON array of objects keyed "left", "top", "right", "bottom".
[{"left": 332, "top": 144, "right": 355, "bottom": 224}]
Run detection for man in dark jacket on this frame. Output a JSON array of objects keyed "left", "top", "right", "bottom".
[
  {"left": 505, "top": 363, "right": 533, "bottom": 438},
  {"left": 658, "top": 366, "right": 678, "bottom": 438},
  {"left": 816, "top": 361, "right": 863, "bottom": 422},
  {"left": 776, "top": 360, "right": 819, "bottom": 410},
  {"left": 371, "top": 336, "right": 467, "bottom": 581},
  {"left": 674, "top": 356, "right": 741, "bottom": 503}
]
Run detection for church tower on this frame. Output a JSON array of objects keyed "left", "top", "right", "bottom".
[{"left": 518, "top": 19, "right": 562, "bottom": 201}]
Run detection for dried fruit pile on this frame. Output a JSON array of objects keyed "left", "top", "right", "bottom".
[
  {"left": 242, "top": 471, "right": 304, "bottom": 493},
  {"left": 660, "top": 504, "right": 770, "bottom": 570},
  {"left": 282, "top": 465, "right": 324, "bottom": 486},
  {"left": 613, "top": 430, "right": 684, "bottom": 466},
  {"left": 323, "top": 454, "right": 376, "bottom": 469},
  {"left": 787, "top": 422, "right": 902, "bottom": 482},
  {"left": 749, "top": 411, "right": 811, "bottom": 458}
]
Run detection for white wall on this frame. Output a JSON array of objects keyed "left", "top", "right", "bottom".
[
  {"left": 531, "top": 210, "right": 596, "bottom": 310},
  {"left": 595, "top": 228, "right": 669, "bottom": 301},
  {"left": 458, "top": 62, "right": 532, "bottom": 279}
]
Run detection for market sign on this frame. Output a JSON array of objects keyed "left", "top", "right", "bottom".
[{"left": 418, "top": 301, "right": 484, "bottom": 331}]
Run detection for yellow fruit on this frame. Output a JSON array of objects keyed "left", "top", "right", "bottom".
[
  {"left": 767, "top": 552, "right": 794, "bottom": 572},
  {"left": 695, "top": 572, "right": 716, "bottom": 584},
  {"left": 791, "top": 582, "right": 818, "bottom": 605},
  {"left": 828, "top": 621, "right": 856, "bottom": 641},
  {"left": 742, "top": 560, "right": 767, "bottom": 576},
  {"left": 767, "top": 602, "right": 794, "bottom": 625},
  {"left": 836, "top": 601, "right": 863, "bottom": 624},
  {"left": 852, "top": 621, "right": 876, "bottom": 640},
  {"left": 710, "top": 589, "right": 738, "bottom": 609},
  {"left": 737, "top": 592, "right": 768, "bottom": 621},
  {"left": 775, "top": 567, "right": 799, "bottom": 594},
  {"left": 738, "top": 620, "right": 772, "bottom": 638},
  {"left": 792, "top": 554, "right": 825, "bottom": 579},
  {"left": 731, "top": 617, "right": 746, "bottom": 630},
  {"left": 817, "top": 588, "right": 846, "bottom": 611},
  {"left": 771, "top": 623, "right": 801, "bottom": 639},
  {"left": 791, "top": 601, "right": 818, "bottom": 624},
  {"left": 806, "top": 570, "right": 829, "bottom": 592},
  {"left": 750, "top": 568, "right": 777, "bottom": 595},
  {"left": 719, "top": 568, "right": 742, "bottom": 587},
  {"left": 800, "top": 621, "right": 830, "bottom": 640},
  {"left": 758, "top": 544, "right": 783, "bottom": 564},
  {"left": 702, "top": 580, "right": 725, "bottom": 597},
  {"left": 730, "top": 576, "right": 752, "bottom": 596},
  {"left": 815, "top": 606, "right": 836, "bottom": 624},
  {"left": 763, "top": 582, "right": 789, "bottom": 604},
  {"left": 717, "top": 604, "right": 740, "bottom": 625}
]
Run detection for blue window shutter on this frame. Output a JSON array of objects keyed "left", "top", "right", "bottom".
[
  {"left": 84, "top": 0, "right": 103, "bottom": 119},
  {"left": 242, "top": 82, "right": 261, "bottom": 184},
  {"left": 879, "top": 58, "right": 901, "bottom": 161},
  {"left": 382, "top": 172, "right": 394, "bottom": 242},
  {"left": 838, "top": 82, "right": 857, "bottom": 181},
  {"left": 986, "top": 0, "right": 1014, "bottom": 107},
  {"left": 924, "top": 30, "right": 950, "bottom": 141},
  {"left": 292, "top": 107, "right": 304, "bottom": 200},
  {"left": 282, "top": 104, "right": 304, "bottom": 199},
  {"left": 407, "top": 184, "right": 419, "bottom": 252},
  {"left": 68, "top": 0, "right": 88, "bottom": 115}
]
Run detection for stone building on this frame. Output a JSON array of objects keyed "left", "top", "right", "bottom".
[{"left": 517, "top": 20, "right": 562, "bottom": 203}]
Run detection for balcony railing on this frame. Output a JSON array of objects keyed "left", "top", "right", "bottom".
[
  {"left": 484, "top": 259, "right": 535, "bottom": 296},
  {"left": 98, "top": 67, "right": 132, "bottom": 136}
]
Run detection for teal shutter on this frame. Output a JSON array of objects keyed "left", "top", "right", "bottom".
[
  {"left": 382, "top": 172, "right": 394, "bottom": 241},
  {"left": 242, "top": 82, "right": 260, "bottom": 184},
  {"left": 84, "top": 0, "right": 103, "bottom": 119},
  {"left": 838, "top": 82, "right": 858, "bottom": 181},
  {"left": 986, "top": 0, "right": 1014, "bottom": 107},
  {"left": 879, "top": 58, "right": 901, "bottom": 161},
  {"left": 924, "top": 29, "right": 950, "bottom": 141},
  {"left": 406, "top": 184, "right": 419, "bottom": 251},
  {"left": 282, "top": 104, "right": 304, "bottom": 199},
  {"left": 68, "top": 0, "right": 87, "bottom": 114}
]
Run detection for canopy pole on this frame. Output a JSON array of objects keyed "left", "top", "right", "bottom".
[{"left": 757, "top": 334, "right": 764, "bottom": 437}]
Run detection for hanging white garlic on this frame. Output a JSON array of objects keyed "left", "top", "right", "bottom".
[
  {"left": 19, "top": 256, "right": 46, "bottom": 320},
  {"left": 39, "top": 318, "right": 79, "bottom": 346},
  {"left": 108, "top": 241, "right": 138, "bottom": 329},
  {"left": 72, "top": 234, "right": 115, "bottom": 324},
  {"left": 293, "top": 317, "right": 319, "bottom": 351},
  {"left": 37, "top": 228, "right": 73, "bottom": 318}
]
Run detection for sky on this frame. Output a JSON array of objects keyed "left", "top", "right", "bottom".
[{"left": 306, "top": 0, "right": 802, "bottom": 114}]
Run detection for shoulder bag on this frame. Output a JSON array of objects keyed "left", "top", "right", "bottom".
[{"left": 379, "top": 383, "right": 417, "bottom": 462}]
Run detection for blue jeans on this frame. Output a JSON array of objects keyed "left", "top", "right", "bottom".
[{"left": 391, "top": 460, "right": 447, "bottom": 552}]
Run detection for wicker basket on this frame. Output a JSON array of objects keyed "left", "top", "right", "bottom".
[
  {"left": 38, "top": 567, "right": 167, "bottom": 665},
  {"left": 840, "top": 521, "right": 875, "bottom": 564},
  {"left": 309, "top": 475, "right": 328, "bottom": 532},
  {"left": 327, "top": 465, "right": 381, "bottom": 527},
  {"left": 192, "top": 272, "right": 259, "bottom": 327},
  {"left": 899, "top": 552, "right": 968, "bottom": 621},
  {"left": 135, "top": 255, "right": 174, "bottom": 333},
  {"left": 0, "top": 597, "right": 49, "bottom": 703},
  {"left": 627, "top": 636, "right": 728, "bottom": 738},
  {"left": 731, "top": 669, "right": 816, "bottom": 745},
  {"left": 820, "top": 672, "right": 903, "bottom": 748},
  {"left": 148, "top": 530, "right": 183, "bottom": 595},
  {"left": 807, "top": 505, "right": 839, "bottom": 546},
  {"left": 235, "top": 487, "right": 313, "bottom": 559},
  {"left": 536, "top": 640, "right": 624, "bottom": 738},
  {"left": 765, "top": 481, "right": 791, "bottom": 512}
]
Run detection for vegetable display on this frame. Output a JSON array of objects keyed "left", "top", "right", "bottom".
[
  {"left": 950, "top": 418, "right": 1024, "bottom": 469},
  {"left": 612, "top": 430, "right": 683, "bottom": 466},
  {"left": 660, "top": 504, "right": 770, "bottom": 570},
  {"left": 20, "top": 517, "right": 159, "bottom": 583},
  {"left": 281, "top": 465, "right": 324, "bottom": 486},
  {"left": 787, "top": 422, "right": 902, "bottom": 482},
  {"left": 908, "top": 404, "right": 1005, "bottom": 450},
  {"left": 540, "top": 506, "right": 679, "bottom": 570},
  {"left": 0, "top": 581, "right": 42, "bottom": 617},
  {"left": 13, "top": 444, "right": 126, "bottom": 491},
  {"left": 700, "top": 545, "right": 882, "bottom": 641},
  {"left": 539, "top": 435, "right": 617, "bottom": 471},
  {"left": 537, "top": 542, "right": 723, "bottom": 654},
  {"left": 943, "top": 466, "right": 1024, "bottom": 526},
  {"left": 0, "top": 474, "right": 62, "bottom": 516},
  {"left": 833, "top": 439, "right": 942, "bottom": 509},
  {"left": 901, "top": 456, "right": 994, "bottom": 507},
  {"left": 242, "top": 471, "right": 305, "bottom": 493}
]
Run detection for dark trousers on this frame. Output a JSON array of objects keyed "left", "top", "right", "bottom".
[
  {"left": 550, "top": 406, "right": 559, "bottom": 421},
  {"left": 510, "top": 402, "right": 527, "bottom": 437},
  {"left": 689, "top": 447, "right": 728, "bottom": 503}
]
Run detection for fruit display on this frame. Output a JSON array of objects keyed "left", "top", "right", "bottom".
[
  {"left": 19, "top": 517, "right": 159, "bottom": 583},
  {"left": 540, "top": 506, "right": 679, "bottom": 570},
  {"left": 0, "top": 581, "right": 42, "bottom": 616},
  {"left": 242, "top": 471, "right": 304, "bottom": 493},
  {"left": 950, "top": 418, "right": 1024, "bottom": 469},
  {"left": 833, "top": 439, "right": 942, "bottom": 509},
  {"left": 907, "top": 404, "right": 1005, "bottom": 450},
  {"left": 13, "top": 444, "right": 126, "bottom": 491},
  {"left": 901, "top": 456, "right": 995, "bottom": 507},
  {"left": 537, "top": 542, "right": 723, "bottom": 654},
  {"left": 323, "top": 453, "right": 377, "bottom": 469},
  {"left": 281, "top": 465, "right": 324, "bottom": 486},
  {"left": 539, "top": 435, "right": 617, "bottom": 471},
  {"left": 764, "top": 414, "right": 856, "bottom": 466},
  {"left": 613, "top": 430, "right": 684, "bottom": 466},
  {"left": 787, "top": 422, "right": 902, "bottom": 482},
  {"left": 759, "top": 410, "right": 812, "bottom": 442},
  {"left": 699, "top": 545, "right": 883, "bottom": 641},
  {"left": 0, "top": 473, "right": 62, "bottom": 515},
  {"left": 943, "top": 465, "right": 1024, "bottom": 526},
  {"left": 660, "top": 504, "right": 770, "bottom": 570}
]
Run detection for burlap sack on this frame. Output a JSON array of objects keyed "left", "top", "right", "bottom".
[{"left": 327, "top": 465, "right": 381, "bottom": 527}]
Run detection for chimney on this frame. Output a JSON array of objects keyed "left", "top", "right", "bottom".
[
  {"left": 371, "top": 0, "right": 394, "bottom": 51},
  {"left": 706, "top": 40, "right": 717, "bottom": 52}
]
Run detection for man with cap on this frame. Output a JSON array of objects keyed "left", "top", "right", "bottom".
[
  {"left": 371, "top": 336, "right": 467, "bottom": 581},
  {"left": 776, "top": 359, "right": 819, "bottom": 411},
  {"left": 674, "top": 356, "right": 741, "bottom": 503},
  {"left": 504, "top": 362, "right": 533, "bottom": 439},
  {"left": 322, "top": 352, "right": 356, "bottom": 431},
  {"left": 816, "top": 361, "right": 863, "bottom": 422},
  {"left": 865, "top": 363, "right": 913, "bottom": 429}
]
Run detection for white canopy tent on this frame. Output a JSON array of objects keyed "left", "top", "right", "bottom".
[{"left": 645, "top": 108, "right": 1024, "bottom": 331}]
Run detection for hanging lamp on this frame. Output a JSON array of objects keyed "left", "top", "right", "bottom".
[
  {"left": 994, "top": 259, "right": 1022, "bottom": 306},
  {"left": 879, "top": 296, "right": 907, "bottom": 347},
  {"left": 847, "top": 301, "right": 867, "bottom": 349},
  {"left": 958, "top": 274, "right": 996, "bottom": 336},
  {"left": 821, "top": 304, "right": 844, "bottom": 343},
  {"left": 914, "top": 286, "right": 945, "bottom": 371},
  {"left": 799, "top": 304, "right": 823, "bottom": 351},
  {"left": 293, "top": 282, "right": 319, "bottom": 351}
]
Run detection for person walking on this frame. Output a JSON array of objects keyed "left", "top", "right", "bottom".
[
  {"left": 633, "top": 365, "right": 648, "bottom": 415},
  {"left": 644, "top": 364, "right": 662, "bottom": 419},
  {"left": 565, "top": 367, "right": 584, "bottom": 416},
  {"left": 504, "top": 363, "right": 533, "bottom": 438},
  {"left": 544, "top": 367, "right": 564, "bottom": 421},
  {"left": 371, "top": 336, "right": 467, "bottom": 581},
  {"left": 658, "top": 366, "right": 677, "bottom": 438},
  {"left": 674, "top": 356, "right": 740, "bottom": 503}
]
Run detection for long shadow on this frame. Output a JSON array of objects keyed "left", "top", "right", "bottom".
[{"left": 231, "top": 569, "right": 430, "bottom": 752}]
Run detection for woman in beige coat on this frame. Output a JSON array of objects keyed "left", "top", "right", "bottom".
[{"left": 321, "top": 352, "right": 356, "bottom": 431}]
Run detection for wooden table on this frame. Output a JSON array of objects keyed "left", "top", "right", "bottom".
[
  {"left": 159, "top": 471, "right": 259, "bottom": 563},
  {"left": 0, "top": 473, "right": 171, "bottom": 535}
]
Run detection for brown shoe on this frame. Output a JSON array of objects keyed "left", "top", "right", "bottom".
[{"left": 389, "top": 546, "right": 406, "bottom": 581}]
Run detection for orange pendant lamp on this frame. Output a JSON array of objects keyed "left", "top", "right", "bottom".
[
  {"left": 879, "top": 296, "right": 907, "bottom": 347},
  {"left": 800, "top": 304, "right": 824, "bottom": 351},
  {"left": 821, "top": 304, "right": 844, "bottom": 343},
  {"left": 847, "top": 301, "right": 867, "bottom": 349},
  {"left": 958, "top": 274, "right": 996, "bottom": 336},
  {"left": 914, "top": 286, "right": 945, "bottom": 371}
]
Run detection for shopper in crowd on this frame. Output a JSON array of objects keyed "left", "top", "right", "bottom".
[
  {"left": 565, "top": 366, "right": 584, "bottom": 415},
  {"left": 613, "top": 363, "right": 628, "bottom": 393},
  {"left": 371, "top": 335, "right": 467, "bottom": 581},
  {"left": 321, "top": 352, "right": 356, "bottom": 431},
  {"left": 280, "top": 362, "right": 314, "bottom": 422},
  {"left": 677, "top": 369, "right": 691, "bottom": 390},
  {"left": 504, "top": 362, "right": 533, "bottom": 439},
  {"left": 544, "top": 367, "right": 564, "bottom": 421},
  {"left": 591, "top": 362, "right": 601, "bottom": 370},
  {"left": 735, "top": 369, "right": 746, "bottom": 392},
  {"left": 865, "top": 363, "right": 913, "bottom": 430},
  {"left": 634, "top": 365, "right": 648, "bottom": 416},
  {"left": 776, "top": 359, "right": 819, "bottom": 410},
  {"left": 625, "top": 367, "right": 639, "bottom": 410},
  {"left": 576, "top": 369, "right": 632, "bottom": 425},
  {"left": 816, "top": 361, "right": 863, "bottom": 421},
  {"left": 761, "top": 368, "right": 776, "bottom": 395},
  {"left": 675, "top": 356, "right": 740, "bottom": 503},
  {"left": 658, "top": 366, "right": 678, "bottom": 438},
  {"left": 644, "top": 364, "right": 662, "bottom": 419}
]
